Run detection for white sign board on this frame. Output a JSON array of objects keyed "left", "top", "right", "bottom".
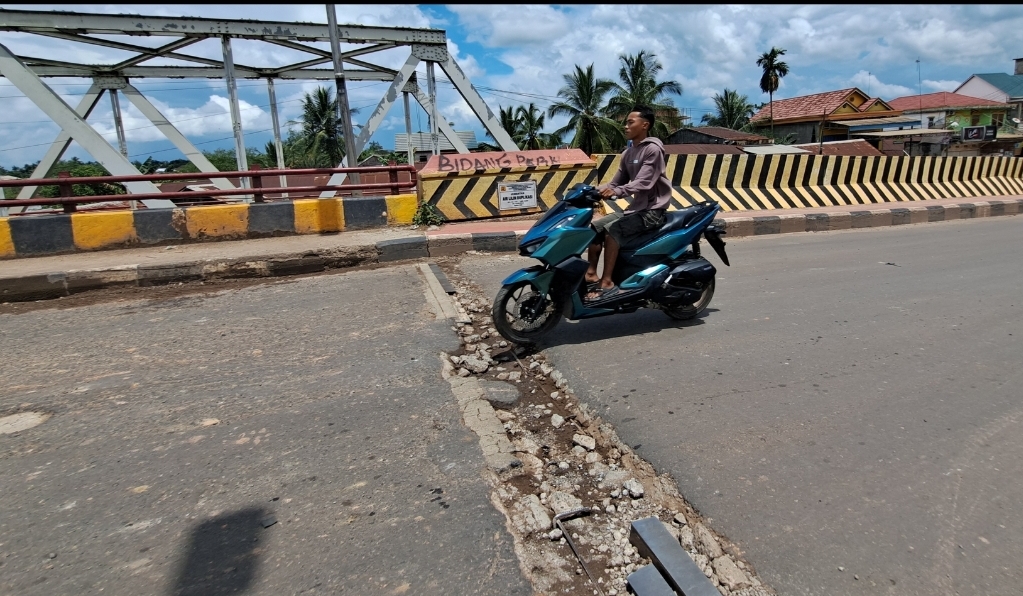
[{"left": 498, "top": 181, "right": 538, "bottom": 210}]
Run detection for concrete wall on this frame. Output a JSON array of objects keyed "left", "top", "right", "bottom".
[
  {"left": 591, "top": 153, "right": 1023, "bottom": 213},
  {"left": 0, "top": 194, "right": 416, "bottom": 259}
]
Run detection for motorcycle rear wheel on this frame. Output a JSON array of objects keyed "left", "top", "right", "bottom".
[
  {"left": 663, "top": 277, "right": 715, "bottom": 320},
  {"left": 493, "top": 281, "right": 564, "bottom": 345}
]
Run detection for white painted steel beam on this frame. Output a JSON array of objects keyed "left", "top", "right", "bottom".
[
  {"left": 15, "top": 83, "right": 104, "bottom": 202},
  {"left": 411, "top": 85, "right": 470, "bottom": 154},
  {"left": 30, "top": 32, "right": 225, "bottom": 68},
  {"left": 438, "top": 54, "right": 518, "bottom": 151},
  {"left": 221, "top": 36, "right": 249, "bottom": 192},
  {"left": 0, "top": 42, "right": 172, "bottom": 206},
  {"left": 427, "top": 61, "right": 439, "bottom": 156},
  {"left": 109, "top": 89, "right": 128, "bottom": 157},
  {"left": 0, "top": 9, "right": 448, "bottom": 45},
  {"left": 266, "top": 78, "right": 288, "bottom": 196},
  {"left": 22, "top": 65, "right": 392, "bottom": 80},
  {"left": 318, "top": 53, "right": 421, "bottom": 196},
  {"left": 120, "top": 84, "right": 235, "bottom": 190}
]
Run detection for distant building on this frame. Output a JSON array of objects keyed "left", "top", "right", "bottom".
[
  {"left": 663, "top": 144, "right": 744, "bottom": 155},
  {"left": 395, "top": 131, "right": 479, "bottom": 165},
  {"left": 749, "top": 88, "right": 916, "bottom": 145},
  {"left": 955, "top": 58, "right": 1023, "bottom": 124},
  {"left": 790, "top": 139, "right": 884, "bottom": 156},
  {"left": 666, "top": 126, "right": 771, "bottom": 146}
]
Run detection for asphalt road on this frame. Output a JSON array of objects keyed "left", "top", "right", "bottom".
[
  {"left": 0, "top": 266, "right": 529, "bottom": 596},
  {"left": 458, "top": 216, "right": 1023, "bottom": 596}
]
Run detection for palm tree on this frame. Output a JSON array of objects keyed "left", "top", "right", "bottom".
[
  {"left": 290, "top": 86, "right": 360, "bottom": 167},
  {"left": 701, "top": 89, "right": 756, "bottom": 130},
  {"left": 515, "top": 103, "right": 548, "bottom": 150},
  {"left": 548, "top": 64, "right": 622, "bottom": 155},
  {"left": 604, "top": 50, "right": 683, "bottom": 139},
  {"left": 756, "top": 47, "right": 789, "bottom": 137}
]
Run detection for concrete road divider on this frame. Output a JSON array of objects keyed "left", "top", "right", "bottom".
[{"left": 0, "top": 193, "right": 417, "bottom": 259}]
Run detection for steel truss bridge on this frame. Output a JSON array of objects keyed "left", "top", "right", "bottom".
[{"left": 0, "top": 8, "right": 517, "bottom": 210}]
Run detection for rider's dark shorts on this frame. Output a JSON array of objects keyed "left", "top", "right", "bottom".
[{"left": 592, "top": 209, "right": 666, "bottom": 247}]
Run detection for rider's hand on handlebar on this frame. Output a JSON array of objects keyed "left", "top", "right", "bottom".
[{"left": 598, "top": 187, "right": 617, "bottom": 199}]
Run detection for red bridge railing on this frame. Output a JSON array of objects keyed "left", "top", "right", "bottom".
[{"left": 0, "top": 164, "right": 417, "bottom": 214}]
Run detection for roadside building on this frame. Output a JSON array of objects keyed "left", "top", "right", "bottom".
[
  {"left": 749, "top": 88, "right": 917, "bottom": 146},
  {"left": 395, "top": 131, "right": 479, "bottom": 167},
  {"left": 790, "top": 139, "right": 884, "bottom": 156},
  {"left": 666, "top": 126, "right": 771, "bottom": 146},
  {"left": 955, "top": 58, "right": 1023, "bottom": 124},
  {"left": 886, "top": 92, "right": 1015, "bottom": 156},
  {"left": 662, "top": 144, "right": 744, "bottom": 155}
]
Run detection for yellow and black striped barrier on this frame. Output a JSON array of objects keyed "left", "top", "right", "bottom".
[
  {"left": 592, "top": 154, "right": 1023, "bottom": 213},
  {"left": 419, "top": 149, "right": 597, "bottom": 221},
  {"left": 0, "top": 193, "right": 416, "bottom": 258}
]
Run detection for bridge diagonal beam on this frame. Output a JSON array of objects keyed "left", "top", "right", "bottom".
[
  {"left": 120, "top": 83, "right": 235, "bottom": 190},
  {"left": 33, "top": 31, "right": 226, "bottom": 69},
  {"left": 319, "top": 53, "right": 421, "bottom": 196},
  {"left": 13, "top": 83, "right": 105, "bottom": 204},
  {"left": 0, "top": 42, "right": 173, "bottom": 206},
  {"left": 438, "top": 53, "right": 518, "bottom": 151},
  {"left": 110, "top": 37, "right": 201, "bottom": 70}
]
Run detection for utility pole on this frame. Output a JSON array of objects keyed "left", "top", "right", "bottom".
[{"left": 326, "top": 4, "right": 360, "bottom": 189}]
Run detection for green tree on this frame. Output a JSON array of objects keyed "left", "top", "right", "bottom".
[
  {"left": 701, "top": 89, "right": 756, "bottom": 130},
  {"left": 548, "top": 64, "right": 622, "bottom": 155},
  {"left": 756, "top": 47, "right": 790, "bottom": 137},
  {"left": 286, "top": 86, "right": 361, "bottom": 167},
  {"left": 36, "top": 158, "right": 125, "bottom": 199},
  {"left": 604, "top": 50, "right": 683, "bottom": 139},
  {"left": 515, "top": 103, "right": 548, "bottom": 150}
]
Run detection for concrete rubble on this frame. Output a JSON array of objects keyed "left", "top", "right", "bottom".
[{"left": 441, "top": 275, "right": 776, "bottom": 596}]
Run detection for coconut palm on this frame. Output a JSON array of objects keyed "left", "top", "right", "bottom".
[
  {"left": 701, "top": 89, "right": 756, "bottom": 130},
  {"left": 290, "top": 86, "right": 362, "bottom": 167},
  {"left": 756, "top": 47, "right": 789, "bottom": 137},
  {"left": 604, "top": 50, "right": 683, "bottom": 138},
  {"left": 515, "top": 103, "right": 549, "bottom": 150},
  {"left": 548, "top": 64, "right": 622, "bottom": 155}
]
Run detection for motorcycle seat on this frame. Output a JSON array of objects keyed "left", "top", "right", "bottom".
[{"left": 619, "top": 205, "right": 703, "bottom": 251}]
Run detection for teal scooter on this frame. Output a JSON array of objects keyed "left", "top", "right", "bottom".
[{"left": 493, "top": 184, "right": 730, "bottom": 345}]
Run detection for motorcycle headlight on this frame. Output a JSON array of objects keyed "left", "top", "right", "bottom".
[{"left": 519, "top": 238, "right": 546, "bottom": 255}]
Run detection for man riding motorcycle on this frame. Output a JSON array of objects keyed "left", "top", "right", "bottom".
[{"left": 585, "top": 104, "right": 673, "bottom": 301}]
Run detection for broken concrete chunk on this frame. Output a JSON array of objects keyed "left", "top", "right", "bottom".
[
  {"left": 551, "top": 414, "right": 565, "bottom": 428},
  {"left": 572, "top": 434, "right": 596, "bottom": 451},
  {"left": 547, "top": 490, "right": 583, "bottom": 516},
  {"left": 460, "top": 355, "right": 490, "bottom": 374},
  {"left": 713, "top": 556, "right": 751, "bottom": 590},
  {"left": 512, "top": 495, "right": 551, "bottom": 534},
  {"left": 623, "top": 478, "right": 645, "bottom": 498},
  {"left": 694, "top": 522, "right": 724, "bottom": 558}
]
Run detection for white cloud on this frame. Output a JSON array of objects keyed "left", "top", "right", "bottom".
[
  {"left": 446, "top": 5, "right": 570, "bottom": 47},
  {"left": 848, "top": 71, "right": 913, "bottom": 99},
  {"left": 922, "top": 79, "right": 961, "bottom": 93}
]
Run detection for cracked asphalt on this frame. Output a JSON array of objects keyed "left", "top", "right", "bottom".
[
  {"left": 0, "top": 265, "right": 529, "bottom": 596},
  {"left": 455, "top": 216, "right": 1023, "bottom": 595}
]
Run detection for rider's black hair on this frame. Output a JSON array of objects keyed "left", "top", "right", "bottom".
[{"left": 632, "top": 105, "right": 655, "bottom": 131}]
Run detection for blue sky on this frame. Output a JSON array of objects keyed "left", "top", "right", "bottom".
[{"left": 2, "top": 4, "right": 1022, "bottom": 168}]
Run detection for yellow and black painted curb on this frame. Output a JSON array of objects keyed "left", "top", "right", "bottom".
[
  {"left": 420, "top": 163, "right": 596, "bottom": 221},
  {"left": 3, "top": 197, "right": 1020, "bottom": 303},
  {"left": 0, "top": 193, "right": 416, "bottom": 259},
  {"left": 591, "top": 154, "right": 1023, "bottom": 213}
]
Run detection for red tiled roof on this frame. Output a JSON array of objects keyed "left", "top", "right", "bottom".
[
  {"left": 690, "top": 126, "right": 769, "bottom": 142},
  {"left": 663, "top": 144, "right": 744, "bottom": 155},
  {"left": 751, "top": 88, "right": 858, "bottom": 123},
  {"left": 791, "top": 139, "right": 884, "bottom": 157},
  {"left": 858, "top": 98, "right": 879, "bottom": 111},
  {"left": 887, "top": 92, "right": 1010, "bottom": 112}
]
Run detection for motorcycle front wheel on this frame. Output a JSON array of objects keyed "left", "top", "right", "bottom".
[
  {"left": 492, "top": 281, "right": 565, "bottom": 345},
  {"left": 663, "top": 277, "right": 715, "bottom": 320}
]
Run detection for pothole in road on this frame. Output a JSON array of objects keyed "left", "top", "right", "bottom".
[
  {"left": 436, "top": 261, "right": 775, "bottom": 596},
  {"left": 0, "top": 411, "right": 51, "bottom": 435}
]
